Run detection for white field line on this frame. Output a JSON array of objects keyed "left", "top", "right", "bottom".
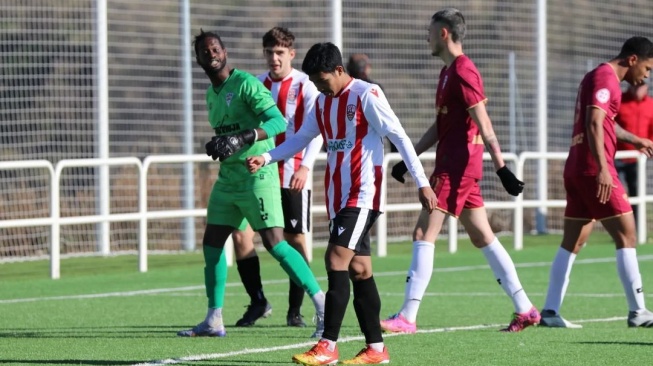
[
  {"left": 2, "top": 254, "right": 652, "bottom": 305},
  {"left": 129, "top": 316, "right": 627, "bottom": 366},
  {"left": 155, "top": 291, "right": 653, "bottom": 299}
]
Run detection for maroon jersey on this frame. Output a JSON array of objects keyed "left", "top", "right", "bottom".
[
  {"left": 564, "top": 63, "right": 622, "bottom": 177},
  {"left": 433, "top": 55, "right": 487, "bottom": 180}
]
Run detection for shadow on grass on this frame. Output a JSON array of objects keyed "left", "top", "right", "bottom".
[
  {"left": 0, "top": 360, "right": 138, "bottom": 365},
  {"left": 575, "top": 341, "right": 653, "bottom": 346},
  {"left": 0, "top": 324, "right": 361, "bottom": 340}
]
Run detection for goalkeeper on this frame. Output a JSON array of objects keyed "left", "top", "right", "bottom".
[{"left": 177, "top": 30, "right": 325, "bottom": 338}]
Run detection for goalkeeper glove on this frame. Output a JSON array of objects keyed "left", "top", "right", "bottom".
[
  {"left": 214, "top": 129, "right": 258, "bottom": 162},
  {"left": 391, "top": 161, "right": 408, "bottom": 184},
  {"left": 205, "top": 136, "right": 220, "bottom": 161},
  {"left": 496, "top": 166, "right": 524, "bottom": 196}
]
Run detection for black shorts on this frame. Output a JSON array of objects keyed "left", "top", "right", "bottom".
[
  {"left": 281, "top": 188, "right": 311, "bottom": 234},
  {"left": 328, "top": 207, "right": 380, "bottom": 256}
]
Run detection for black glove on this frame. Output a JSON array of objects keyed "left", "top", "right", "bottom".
[
  {"left": 213, "top": 129, "right": 257, "bottom": 162},
  {"left": 205, "top": 136, "right": 220, "bottom": 161},
  {"left": 496, "top": 166, "right": 524, "bottom": 196},
  {"left": 391, "top": 161, "right": 409, "bottom": 184}
]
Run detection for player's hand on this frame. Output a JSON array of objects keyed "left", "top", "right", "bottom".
[
  {"left": 634, "top": 138, "right": 653, "bottom": 157},
  {"left": 496, "top": 166, "right": 524, "bottom": 196},
  {"left": 214, "top": 130, "right": 257, "bottom": 162},
  {"left": 391, "top": 161, "right": 409, "bottom": 183},
  {"left": 289, "top": 166, "right": 309, "bottom": 192},
  {"left": 596, "top": 168, "right": 615, "bottom": 204},
  {"left": 205, "top": 136, "right": 220, "bottom": 160},
  {"left": 418, "top": 186, "right": 437, "bottom": 213},
  {"left": 246, "top": 156, "right": 265, "bottom": 173}
]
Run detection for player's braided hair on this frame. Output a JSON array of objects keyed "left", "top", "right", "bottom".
[{"left": 193, "top": 29, "right": 225, "bottom": 57}]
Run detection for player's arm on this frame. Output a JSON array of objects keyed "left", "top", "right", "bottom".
[
  {"left": 248, "top": 109, "right": 321, "bottom": 173},
  {"left": 289, "top": 133, "right": 323, "bottom": 191},
  {"left": 585, "top": 106, "right": 613, "bottom": 203},
  {"left": 295, "top": 82, "right": 324, "bottom": 182},
  {"left": 615, "top": 124, "right": 653, "bottom": 157},
  {"left": 206, "top": 106, "right": 285, "bottom": 161},
  {"left": 468, "top": 102, "right": 504, "bottom": 170},
  {"left": 360, "top": 87, "right": 429, "bottom": 187},
  {"left": 207, "top": 76, "right": 287, "bottom": 161},
  {"left": 412, "top": 121, "right": 439, "bottom": 156},
  {"left": 360, "top": 86, "right": 437, "bottom": 211},
  {"left": 468, "top": 102, "right": 524, "bottom": 196}
]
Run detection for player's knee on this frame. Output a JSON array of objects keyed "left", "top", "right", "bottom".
[{"left": 348, "top": 260, "right": 372, "bottom": 281}]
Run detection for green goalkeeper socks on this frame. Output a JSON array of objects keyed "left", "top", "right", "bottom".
[
  {"left": 269, "top": 240, "right": 321, "bottom": 297},
  {"left": 203, "top": 245, "right": 227, "bottom": 308}
]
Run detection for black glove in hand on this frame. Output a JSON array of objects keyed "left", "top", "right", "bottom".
[
  {"left": 496, "top": 166, "right": 524, "bottom": 196},
  {"left": 205, "top": 136, "right": 220, "bottom": 161},
  {"left": 391, "top": 161, "right": 409, "bottom": 184},
  {"left": 214, "top": 129, "right": 257, "bottom": 162}
]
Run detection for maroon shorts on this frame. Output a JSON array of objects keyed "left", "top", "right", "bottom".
[
  {"left": 430, "top": 173, "right": 484, "bottom": 217},
  {"left": 564, "top": 175, "right": 632, "bottom": 220}
]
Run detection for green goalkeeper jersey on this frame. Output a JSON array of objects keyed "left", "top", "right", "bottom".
[{"left": 206, "top": 69, "right": 282, "bottom": 185}]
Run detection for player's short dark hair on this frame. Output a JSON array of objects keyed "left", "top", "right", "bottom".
[
  {"left": 262, "top": 27, "right": 295, "bottom": 49},
  {"left": 193, "top": 29, "right": 224, "bottom": 57},
  {"left": 431, "top": 8, "right": 466, "bottom": 43},
  {"left": 346, "top": 53, "right": 370, "bottom": 79},
  {"left": 302, "top": 42, "right": 343, "bottom": 75},
  {"left": 617, "top": 36, "right": 653, "bottom": 59}
]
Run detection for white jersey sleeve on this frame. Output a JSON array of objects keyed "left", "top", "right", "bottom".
[
  {"left": 265, "top": 105, "right": 322, "bottom": 165},
  {"left": 360, "top": 86, "right": 430, "bottom": 188},
  {"left": 299, "top": 81, "right": 323, "bottom": 170}
]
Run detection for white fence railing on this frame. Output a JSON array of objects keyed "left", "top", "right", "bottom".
[{"left": 0, "top": 151, "right": 649, "bottom": 279}]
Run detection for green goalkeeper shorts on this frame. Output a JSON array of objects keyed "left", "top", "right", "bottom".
[{"left": 207, "top": 172, "right": 284, "bottom": 231}]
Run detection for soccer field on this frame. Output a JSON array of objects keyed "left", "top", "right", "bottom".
[{"left": 1, "top": 234, "right": 652, "bottom": 366}]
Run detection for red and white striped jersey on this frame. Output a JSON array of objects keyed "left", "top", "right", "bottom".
[
  {"left": 257, "top": 69, "right": 323, "bottom": 188},
  {"left": 265, "top": 78, "right": 429, "bottom": 219}
]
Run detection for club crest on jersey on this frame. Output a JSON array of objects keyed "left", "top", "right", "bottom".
[
  {"left": 346, "top": 104, "right": 356, "bottom": 121},
  {"left": 595, "top": 88, "right": 610, "bottom": 104},
  {"left": 225, "top": 92, "right": 234, "bottom": 106},
  {"left": 370, "top": 88, "right": 379, "bottom": 97},
  {"left": 287, "top": 88, "right": 298, "bottom": 103}
]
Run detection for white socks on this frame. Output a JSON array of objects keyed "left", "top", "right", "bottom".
[
  {"left": 481, "top": 238, "right": 533, "bottom": 313},
  {"left": 311, "top": 290, "right": 326, "bottom": 316},
  {"left": 543, "top": 247, "right": 576, "bottom": 313},
  {"left": 205, "top": 307, "right": 224, "bottom": 328},
  {"left": 616, "top": 248, "right": 646, "bottom": 312},
  {"left": 399, "top": 241, "right": 435, "bottom": 323}
]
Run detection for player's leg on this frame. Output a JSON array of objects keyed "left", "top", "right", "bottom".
[
  {"left": 292, "top": 242, "right": 353, "bottom": 366},
  {"left": 177, "top": 183, "right": 243, "bottom": 337},
  {"left": 539, "top": 217, "right": 592, "bottom": 328},
  {"left": 380, "top": 208, "right": 445, "bottom": 334},
  {"left": 459, "top": 191, "right": 539, "bottom": 332},
  {"left": 381, "top": 174, "right": 454, "bottom": 334},
  {"left": 343, "top": 211, "right": 389, "bottom": 364},
  {"left": 233, "top": 223, "right": 272, "bottom": 327},
  {"left": 540, "top": 175, "right": 596, "bottom": 328},
  {"left": 294, "top": 208, "right": 387, "bottom": 365},
  {"left": 244, "top": 184, "right": 325, "bottom": 337},
  {"left": 623, "top": 163, "right": 639, "bottom": 225},
  {"left": 600, "top": 203, "right": 653, "bottom": 327},
  {"left": 281, "top": 188, "right": 311, "bottom": 327}
]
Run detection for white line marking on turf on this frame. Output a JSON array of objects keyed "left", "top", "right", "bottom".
[
  {"left": 129, "top": 316, "right": 627, "bottom": 366},
  {"left": 3, "top": 254, "right": 651, "bottom": 305},
  {"left": 157, "top": 291, "right": 653, "bottom": 299}
]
